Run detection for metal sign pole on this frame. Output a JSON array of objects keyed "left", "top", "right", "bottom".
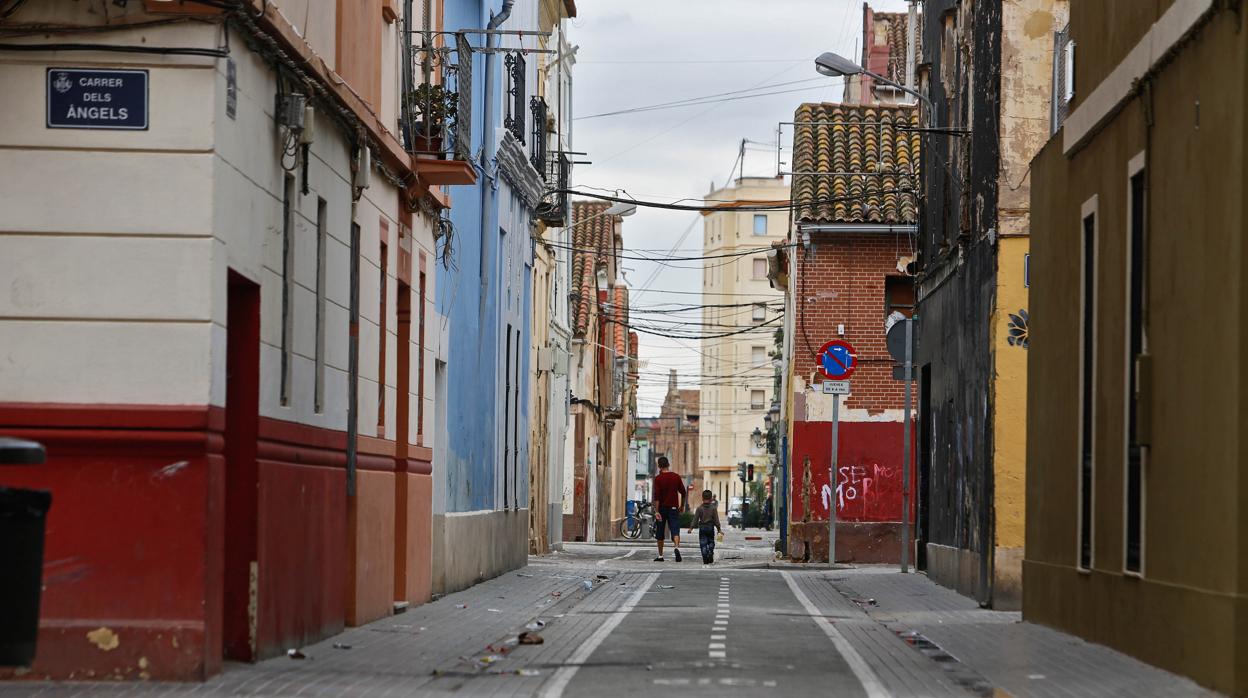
[
  {"left": 829, "top": 392, "right": 840, "bottom": 567},
  {"left": 901, "top": 319, "right": 913, "bottom": 573}
]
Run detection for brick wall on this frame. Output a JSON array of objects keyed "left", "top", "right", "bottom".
[{"left": 791, "top": 233, "right": 913, "bottom": 413}]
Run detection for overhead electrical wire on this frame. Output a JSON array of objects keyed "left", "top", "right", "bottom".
[
  {"left": 558, "top": 187, "right": 917, "bottom": 213},
  {"left": 576, "top": 78, "right": 829, "bottom": 121},
  {"left": 579, "top": 58, "right": 808, "bottom": 65},
  {"left": 628, "top": 316, "right": 781, "bottom": 341},
  {"left": 541, "top": 237, "right": 790, "bottom": 263}
]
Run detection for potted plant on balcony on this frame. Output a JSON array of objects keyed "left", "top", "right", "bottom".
[{"left": 408, "top": 83, "right": 457, "bottom": 156}]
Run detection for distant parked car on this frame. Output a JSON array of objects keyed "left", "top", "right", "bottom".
[{"left": 727, "top": 508, "right": 742, "bottom": 526}]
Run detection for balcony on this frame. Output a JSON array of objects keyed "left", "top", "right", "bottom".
[
  {"left": 536, "top": 151, "right": 570, "bottom": 226},
  {"left": 530, "top": 96, "right": 548, "bottom": 175},
  {"left": 404, "top": 33, "right": 477, "bottom": 187}
]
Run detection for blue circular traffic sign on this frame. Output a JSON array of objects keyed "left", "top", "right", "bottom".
[{"left": 817, "top": 340, "right": 857, "bottom": 380}]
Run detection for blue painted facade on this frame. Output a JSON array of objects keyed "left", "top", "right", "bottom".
[{"left": 437, "top": 0, "right": 536, "bottom": 514}]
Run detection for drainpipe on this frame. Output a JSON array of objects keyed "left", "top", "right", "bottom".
[{"left": 347, "top": 193, "right": 360, "bottom": 498}]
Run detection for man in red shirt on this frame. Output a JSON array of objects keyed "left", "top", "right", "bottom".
[{"left": 651, "top": 456, "right": 687, "bottom": 562}]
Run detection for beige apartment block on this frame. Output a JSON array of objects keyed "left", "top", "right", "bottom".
[{"left": 699, "top": 176, "right": 787, "bottom": 518}]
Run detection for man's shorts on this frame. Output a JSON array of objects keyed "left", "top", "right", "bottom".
[{"left": 655, "top": 507, "right": 681, "bottom": 540}]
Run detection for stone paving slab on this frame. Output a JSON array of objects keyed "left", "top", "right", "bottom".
[
  {"left": 788, "top": 571, "right": 973, "bottom": 698},
  {"left": 829, "top": 568, "right": 1221, "bottom": 698}
]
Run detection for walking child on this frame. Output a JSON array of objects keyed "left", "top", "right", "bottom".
[{"left": 689, "top": 489, "right": 723, "bottom": 564}]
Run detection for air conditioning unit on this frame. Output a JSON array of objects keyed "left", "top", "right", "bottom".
[
  {"left": 537, "top": 346, "right": 569, "bottom": 376},
  {"left": 537, "top": 347, "right": 554, "bottom": 372}
]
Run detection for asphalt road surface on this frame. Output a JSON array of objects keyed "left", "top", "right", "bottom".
[{"left": 549, "top": 569, "right": 877, "bottom": 697}]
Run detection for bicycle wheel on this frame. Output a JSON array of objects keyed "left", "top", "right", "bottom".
[{"left": 620, "top": 518, "right": 640, "bottom": 539}]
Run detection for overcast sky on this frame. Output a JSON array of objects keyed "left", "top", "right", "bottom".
[{"left": 567, "top": 0, "right": 911, "bottom": 416}]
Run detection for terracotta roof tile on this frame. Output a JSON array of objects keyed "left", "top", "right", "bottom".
[
  {"left": 871, "top": 12, "right": 919, "bottom": 85},
  {"left": 791, "top": 102, "right": 919, "bottom": 225},
  {"left": 570, "top": 200, "right": 612, "bottom": 336},
  {"left": 612, "top": 286, "right": 630, "bottom": 355}
]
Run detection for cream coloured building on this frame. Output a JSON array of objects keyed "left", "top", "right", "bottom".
[
  {"left": 699, "top": 176, "right": 788, "bottom": 518},
  {"left": 0, "top": 0, "right": 460, "bottom": 679}
]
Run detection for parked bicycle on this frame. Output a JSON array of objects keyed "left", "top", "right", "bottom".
[{"left": 620, "top": 500, "right": 656, "bottom": 539}]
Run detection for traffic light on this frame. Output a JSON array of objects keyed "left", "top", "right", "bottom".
[
  {"left": 747, "top": 463, "right": 755, "bottom": 481},
  {"left": 738, "top": 462, "right": 747, "bottom": 483}
]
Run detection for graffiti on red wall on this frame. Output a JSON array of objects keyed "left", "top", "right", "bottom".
[
  {"left": 790, "top": 420, "right": 914, "bottom": 523},
  {"left": 820, "top": 462, "right": 903, "bottom": 519}
]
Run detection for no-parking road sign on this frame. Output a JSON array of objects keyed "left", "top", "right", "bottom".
[{"left": 816, "top": 339, "right": 857, "bottom": 380}]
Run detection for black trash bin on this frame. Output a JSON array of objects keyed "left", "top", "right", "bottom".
[{"left": 0, "top": 437, "right": 50, "bottom": 668}]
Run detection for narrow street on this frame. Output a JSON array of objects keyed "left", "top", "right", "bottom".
[
  {"left": 3, "top": 1, "right": 1248, "bottom": 695},
  {"left": 1, "top": 532, "right": 1215, "bottom": 697}
]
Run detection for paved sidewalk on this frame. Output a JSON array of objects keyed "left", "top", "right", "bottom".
[
  {"left": 0, "top": 565, "right": 623, "bottom": 697},
  {"left": 824, "top": 567, "right": 1219, "bottom": 697}
]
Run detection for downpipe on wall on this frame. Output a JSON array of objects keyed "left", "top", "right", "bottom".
[
  {"left": 346, "top": 143, "right": 367, "bottom": 498},
  {"left": 478, "top": 0, "right": 513, "bottom": 282}
]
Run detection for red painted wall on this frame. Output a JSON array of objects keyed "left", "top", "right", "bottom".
[
  {"left": 256, "top": 460, "right": 346, "bottom": 657},
  {"left": 0, "top": 405, "right": 224, "bottom": 680},
  {"left": 790, "top": 421, "right": 915, "bottom": 523},
  {"left": 0, "top": 405, "right": 364, "bottom": 679}
]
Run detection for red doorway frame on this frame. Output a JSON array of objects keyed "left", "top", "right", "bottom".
[{"left": 223, "top": 271, "right": 260, "bottom": 660}]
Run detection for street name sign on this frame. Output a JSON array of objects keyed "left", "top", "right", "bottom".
[
  {"left": 47, "top": 68, "right": 149, "bottom": 131},
  {"left": 816, "top": 339, "right": 857, "bottom": 380},
  {"left": 822, "top": 381, "right": 850, "bottom": 395}
]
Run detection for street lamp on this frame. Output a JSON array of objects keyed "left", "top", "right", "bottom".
[
  {"left": 604, "top": 202, "right": 638, "bottom": 217},
  {"left": 814, "top": 51, "right": 932, "bottom": 114}
]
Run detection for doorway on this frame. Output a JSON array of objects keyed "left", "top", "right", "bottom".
[
  {"left": 223, "top": 271, "right": 260, "bottom": 660},
  {"left": 393, "top": 281, "right": 412, "bottom": 604},
  {"left": 917, "top": 363, "right": 932, "bottom": 571}
]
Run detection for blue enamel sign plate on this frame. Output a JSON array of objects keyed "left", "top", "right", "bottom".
[{"left": 47, "top": 68, "right": 149, "bottom": 130}]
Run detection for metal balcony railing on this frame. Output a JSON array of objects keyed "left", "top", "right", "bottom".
[
  {"left": 504, "top": 52, "right": 526, "bottom": 145},
  {"left": 401, "top": 32, "right": 473, "bottom": 161},
  {"left": 536, "top": 151, "right": 570, "bottom": 226},
  {"left": 530, "top": 96, "right": 548, "bottom": 175}
]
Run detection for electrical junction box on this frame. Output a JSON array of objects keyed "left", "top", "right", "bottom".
[{"left": 281, "top": 93, "right": 306, "bottom": 130}]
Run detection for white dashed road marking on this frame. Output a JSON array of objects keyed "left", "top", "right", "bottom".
[
  {"left": 541, "top": 572, "right": 659, "bottom": 698},
  {"left": 709, "top": 577, "right": 730, "bottom": 660},
  {"left": 596, "top": 548, "right": 639, "bottom": 566},
  {"left": 781, "top": 571, "right": 889, "bottom": 698}
]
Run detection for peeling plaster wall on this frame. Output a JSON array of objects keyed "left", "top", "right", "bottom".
[
  {"left": 990, "top": 0, "right": 1068, "bottom": 609},
  {"left": 916, "top": 0, "right": 1002, "bottom": 606},
  {"left": 916, "top": 0, "right": 1065, "bottom": 609}
]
